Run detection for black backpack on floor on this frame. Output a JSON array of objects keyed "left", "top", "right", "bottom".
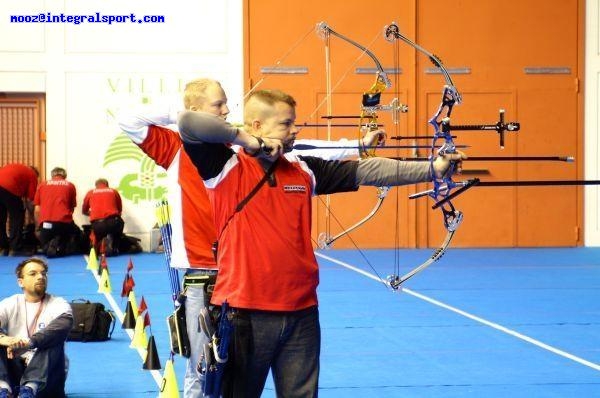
[{"left": 67, "top": 300, "right": 116, "bottom": 342}]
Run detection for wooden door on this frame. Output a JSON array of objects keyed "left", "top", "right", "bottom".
[
  {"left": 244, "top": 0, "right": 417, "bottom": 249},
  {"left": 0, "top": 94, "right": 46, "bottom": 175},
  {"left": 245, "top": 0, "right": 583, "bottom": 248},
  {"left": 416, "top": 0, "right": 583, "bottom": 247}
]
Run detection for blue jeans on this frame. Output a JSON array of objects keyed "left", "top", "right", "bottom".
[
  {"left": 222, "top": 306, "right": 320, "bottom": 398},
  {"left": 183, "top": 271, "right": 216, "bottom": 398},
  {"left": 0, "top": 345, "right": 67, "bottom": 398}
]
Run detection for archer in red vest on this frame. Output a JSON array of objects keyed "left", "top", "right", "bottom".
[
  {"left": 34, "top": 167, "right": 83, "bottom": 257},
  {"left": 82, "top": 178, "right": 124, "bottom": 256},
  {"left": 0, "top": 163, "right": 39, "bottom": 256}
]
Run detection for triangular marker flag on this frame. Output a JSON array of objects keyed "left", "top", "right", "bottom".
[
  {"left": 138, "top": 296, "right": 148, "bottom": 316},
  {"left": 127, "top": 257, "right": 134, "bottom": 272},
  {"left": 97, "top": 268, "right": 112, "bottom": 293},
  {"left": 143, "top": 335, "right": 161, "bottom": 370},
  {"left": 158, "top": 359, "right": 180, "bottom": 398},
  {"left": 128, "top": 291, "right": 139, "bottom": 318},
  {"left": 130, "top": 314, "right": 148, "bottom": 349},
  {"left": 121, "top": 274, "right": 130, "bottom": 298},
  {"left": 86, "top": 247, "right": 98, "bottom": 271},
  {"left": 121, "top": 300, "right": 136, "bottom": 329}
]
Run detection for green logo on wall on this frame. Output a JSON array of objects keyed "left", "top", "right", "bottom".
[{"left": 103, "top": 133, "right": 167, "bottom": 204}]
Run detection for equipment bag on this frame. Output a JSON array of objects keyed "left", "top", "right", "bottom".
[
  {"left": 167, "top": 294, "right": 191, "bottom": 358},
  {"left": 199, "top": 301, "right": 233, "bottom": 398},
  {"left": 67, "top": 299, "right": 116, "bottom": 342}
]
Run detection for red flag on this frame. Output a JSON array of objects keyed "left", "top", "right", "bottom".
[
  {"left": 101, "top": 255, "right": 108, "bottom": 270},
  {"left": 127, "top": 274, "right": 135, "bottom": 293},
  {"left": 120, "top": 274, "right": 129, "bottom": 297},
  {"left": 143, "top": 311, "right": 151, "bottom": 328},
  {"left": 138, "top": 296, "right": 148, "bottom": 315},
  {"left": 121, "top": 274, "right": 135, "bottom": 297},
  {"left": 127, "top": 257, "right": 134, "bottom": 272}
]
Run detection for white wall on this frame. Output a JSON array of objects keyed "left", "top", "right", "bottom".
[
  {"left": 0, "top": 0, "right": 244, "bottom": 249},
  {"left": 2, "top": 0, "right": 599, "bottom": 247},
  {"left": 585, "top": 0, "right": 600, "bottom": 246}
]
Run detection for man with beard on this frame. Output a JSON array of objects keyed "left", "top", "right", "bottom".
[{"left": 0, "top": 257, "right": 73, "bottom": 398}]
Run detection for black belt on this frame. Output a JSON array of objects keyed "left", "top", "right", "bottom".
[
  {"left": 183, "top": 273, "right": 217, "bottom": 287},
  {"left": 91, "top": 215, "right": 120, "bottom": 223}
]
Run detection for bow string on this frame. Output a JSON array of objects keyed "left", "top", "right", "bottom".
[{"left": 313, "top": 22, "right": 406, "bottom": 250}]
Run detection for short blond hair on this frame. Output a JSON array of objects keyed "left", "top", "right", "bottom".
[
  {"left": 245, "top": 89, "right": 296, "bottom": 108},
  {"left": 244, "top": 89, "right": 297, "bottom": 124},
  {"left": 183, "top": 78, "right": 222, "bottom": 109}
]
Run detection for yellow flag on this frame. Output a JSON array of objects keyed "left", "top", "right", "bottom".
[
  {"left": 158, "top": 359, "right": 180, "bottom": 398},
  {"left": 128, "top": 291, "right": 139, "bottom": 317},
  {"left": 130, "top": 314, "right": 148, "bottom": 350},
  {"left": 97, "top": 268, "right": 112, "bottom": 294},
  {"left": 86, "top": 247, "right": 98, "bottom": 271}
]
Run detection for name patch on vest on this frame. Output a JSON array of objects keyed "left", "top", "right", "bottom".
[{"left": 283, "top": 185, "right": 307, "bottom": 193}]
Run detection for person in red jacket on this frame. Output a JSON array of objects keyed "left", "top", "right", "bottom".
[
  {"left": 33, "top": 167, "right": 80, "bottom": 257},
  {"left": 118, "top": 78, "right": 385, "bottom": 398},
  {"left": 81, "top": 178, "right": 124, "bottom": 256},
  {"left": 0, "top": 163, "right": 39, "bottom": 256},
  {"left": 178, "top": 89, "right": 466, "bottom": 398}
]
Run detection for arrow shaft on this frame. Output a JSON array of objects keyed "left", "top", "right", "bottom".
[
  {"left": 450, "top": 124, "right": 499, "bottom": 131},
  {"left": 389, "top": 135, "right": 457, "bottom": 141},
  {"left": 475, "top": 180, "right": 600, "bottom": 187},
  {"left": 320, "top": 115, "right": 376, "bottom": 119},
  {"left": 428, "top": 179, "right": 600, "bottom": 209},
  {"left": 292, "top": 144, "right": 469, "bottom": 150},
  {"left": 300, "top": 123, "right": 385, "bottom": 128},
  {"left": 386, "top": 156, "right": 574, "bottom": 162}
]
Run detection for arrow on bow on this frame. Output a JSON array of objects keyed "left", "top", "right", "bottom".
[
  {"left": 293, "top": 143, "right": 471, "bottom": 150},
  {"left": 415, "top": 178, "right": 600, "bottom": 211},
  {"left": 387, "top": 155, "right": 574, "bottom": 162}
]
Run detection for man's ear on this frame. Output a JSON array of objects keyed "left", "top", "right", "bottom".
[{"left": 17, "top": 279, "right": 24, "bottom": 288}]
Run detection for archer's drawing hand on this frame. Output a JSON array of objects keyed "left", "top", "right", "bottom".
[{"left": 361, "top": 128, "right": 386, "bottom": 148}]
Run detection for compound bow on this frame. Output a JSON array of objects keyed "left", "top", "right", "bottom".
[
  {"left": 383, "top": 22, "right": 521, "bottom": 289},
  {"left": 313, "top": 22, "right": 406, "bottom": 249}
]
